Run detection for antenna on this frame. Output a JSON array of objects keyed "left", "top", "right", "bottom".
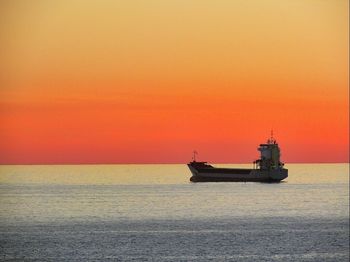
[
  {"left": 270, "top": 129, "right": 274, "bottom": 140},
  {"left": 268, "top": 129, "right": 275, "bottom": 144}
]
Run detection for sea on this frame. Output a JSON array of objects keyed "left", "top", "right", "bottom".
[{"left": 0, "top": 164, "right": 348, "bottom": 261}]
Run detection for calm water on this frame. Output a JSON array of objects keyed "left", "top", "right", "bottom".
[{"left": 0, "top": 164, "right": 348, "bottom": 261}]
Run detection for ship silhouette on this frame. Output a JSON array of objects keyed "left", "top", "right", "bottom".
[{"left": 187, "top": 132, "right": 288, "bottom": 182}]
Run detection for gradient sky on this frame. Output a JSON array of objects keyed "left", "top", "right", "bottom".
[{"left": 0, "top": 0, "right": 349, "bottom": 164}]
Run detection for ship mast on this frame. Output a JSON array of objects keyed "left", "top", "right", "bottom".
[{"left": 192, "top": 150, "right": 198, "bottom": 162}]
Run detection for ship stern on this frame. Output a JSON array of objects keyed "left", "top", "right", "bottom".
[{"left": 269, "top": 168, "right": 288, "bottom": 182}]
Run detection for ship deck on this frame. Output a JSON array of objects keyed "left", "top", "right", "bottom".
[{"left": 196, "top": 167, "right": 253, "bottom": 175}]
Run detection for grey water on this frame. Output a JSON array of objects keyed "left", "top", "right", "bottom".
[{"left": 0, "top": 164, "right": 349, "bottom": 261}]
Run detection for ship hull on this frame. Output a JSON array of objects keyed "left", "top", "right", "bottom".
[{"left": 188, "top": 164, "right": 288, "bottom": 183}]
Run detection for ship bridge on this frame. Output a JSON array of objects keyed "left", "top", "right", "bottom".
[{"left": 255, "top": 131, "right": 284, "bottom": 170}]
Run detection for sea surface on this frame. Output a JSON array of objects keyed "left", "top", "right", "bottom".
[{"left": 0, "top": 164, "right": 348, "bottom": 261}]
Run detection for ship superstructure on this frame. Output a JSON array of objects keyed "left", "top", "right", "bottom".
[{"left": 187, "top": 132, "right": 288, "bottom": 182}]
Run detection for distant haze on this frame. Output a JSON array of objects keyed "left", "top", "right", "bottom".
[{"left": 0, "top": 0, "right": 348, "bottom": 164}]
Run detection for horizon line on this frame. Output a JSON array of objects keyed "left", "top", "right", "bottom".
[{"left": 0, "top": 162, "right": 349, "bottom": 166}]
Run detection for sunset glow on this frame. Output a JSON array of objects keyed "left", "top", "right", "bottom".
[{"left": 0, "top": 0, "right": 348, "bottom": 164}]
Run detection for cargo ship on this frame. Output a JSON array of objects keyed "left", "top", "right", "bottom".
[{"left": 187, "top": 133, "right": 288, "bottom": 182}]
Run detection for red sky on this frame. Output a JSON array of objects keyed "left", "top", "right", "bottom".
[{"left": 0, "top": 0, "right": 349, "bottom": 164}]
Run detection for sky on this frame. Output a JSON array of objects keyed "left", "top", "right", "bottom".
[{"left": 0, "top": 0, "right": 349, "bottom": 164}]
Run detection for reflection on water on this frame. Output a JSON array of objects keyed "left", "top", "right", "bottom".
[
  {"left": 0, "top": 163, "right": 348, "bottom": 185},
  {"left": 0, "top": 164, "right": 349, "bottom": 261}
]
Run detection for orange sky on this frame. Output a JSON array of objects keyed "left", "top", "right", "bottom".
[{"left": 0, "top": 0, "right": 349, "bottom": 164}]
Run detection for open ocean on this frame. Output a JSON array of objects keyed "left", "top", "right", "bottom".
[{"left": 0, "top": 164, "right": 348, "bottom": 261}]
